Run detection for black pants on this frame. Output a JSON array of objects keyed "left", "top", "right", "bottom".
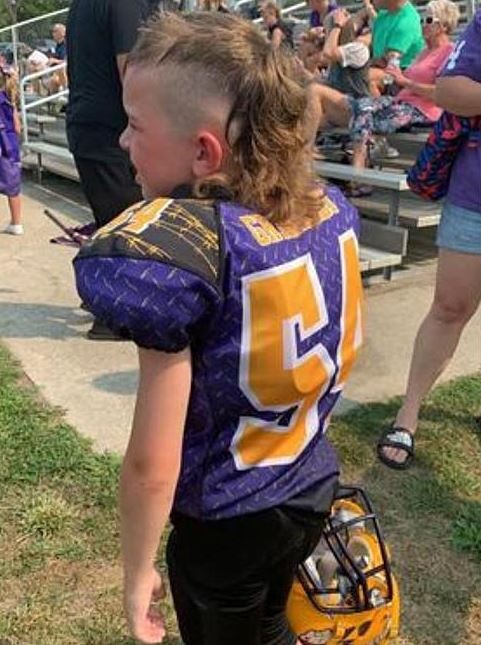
[
  {"left": 166, "top": 507, "right": 326, "bottom": 645},
  {"left": 74, "top": 154, "right": 142, "bottom": 228}
]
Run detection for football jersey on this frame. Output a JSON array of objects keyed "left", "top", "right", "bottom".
[{"left": 74, "top": 185, "right": 363, "bottom": 520}]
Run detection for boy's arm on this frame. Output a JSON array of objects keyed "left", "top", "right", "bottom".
[{"left": 121, "top": 346, "right": 192, "bottom": 643}]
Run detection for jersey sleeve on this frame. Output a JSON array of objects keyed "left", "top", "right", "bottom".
[{"left": 73, "top": 198, "right": 223, "bottom": 352}]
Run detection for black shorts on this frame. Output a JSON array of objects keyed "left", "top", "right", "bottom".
[
  {"left": 74, "top": 153, "right": 142, "bottom": 228},
  {"left": 166, "top": 506, "right": 326, "bottom": 645}
]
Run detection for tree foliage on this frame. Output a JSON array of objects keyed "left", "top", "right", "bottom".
[{"left": 0, "top": 0, "right": 69, "bottom": 32}]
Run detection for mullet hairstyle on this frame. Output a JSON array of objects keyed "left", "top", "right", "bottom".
[{"left": 128, "top": 12, "right": 322, "bottom": 226}]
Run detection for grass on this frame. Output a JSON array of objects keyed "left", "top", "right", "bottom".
[{"left": 0, "top": 343, "right": 480, "bottom": 644}]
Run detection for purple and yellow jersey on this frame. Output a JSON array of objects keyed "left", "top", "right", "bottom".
[{"left": 74, "top": 186, "right": 363, "bottom": 520}]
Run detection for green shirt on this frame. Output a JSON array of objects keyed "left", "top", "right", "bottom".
[{"left": 372, "top": 2, "right": 425, "bottom": 68}]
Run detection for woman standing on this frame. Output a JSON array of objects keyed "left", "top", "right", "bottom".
[{"left": 377, "top": 10, "right": 481, "bottom": 469}]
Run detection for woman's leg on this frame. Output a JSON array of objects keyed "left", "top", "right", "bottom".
[
  {"left": 8, "top": 194, "right": 21, "bottom": 225},
  {"left": 370, "top": 100, "right": 421, "bottom": 136},
  {"left": 382, "top": 249, "right": 481, "bottom": 464},
  {"left": 368, "top": 67, "right": 388, "bottom": 97},
  {"left": 305, "top": 83, "right": 351, "bottom": 146}
]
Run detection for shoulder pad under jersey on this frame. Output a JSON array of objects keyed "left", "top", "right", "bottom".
[{"left": 77, "top": 197, "right": 221, "bottom": 287}]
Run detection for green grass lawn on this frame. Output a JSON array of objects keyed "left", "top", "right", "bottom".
[{"left": 0, "top": 343, "right": 480, "bottom": 644}]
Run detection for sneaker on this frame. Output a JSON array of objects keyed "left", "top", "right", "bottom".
[
  {"left": 370, "top": 137, "right": 400, "bottom": 160},
  {"left": 86, "top": 319, "right": 126, "bottom": 342},
  {"left": 4, "top": 223, "right": 24, "bottom": 235},
  {"left": 316, "top": 134, "right": 344, "bottom": 150}
]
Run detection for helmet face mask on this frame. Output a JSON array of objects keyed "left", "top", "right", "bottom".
[{"left": 287, "top": 486, "right": 400, "bottom": 644}]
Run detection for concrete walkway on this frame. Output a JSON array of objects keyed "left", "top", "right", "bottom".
[{"left": 1, "top": 179, "right": 480, "bottom": 454}]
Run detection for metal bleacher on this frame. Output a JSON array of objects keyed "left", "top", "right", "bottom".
[{"left": 12, "top": 0, "right": 480, "bottom": 278}]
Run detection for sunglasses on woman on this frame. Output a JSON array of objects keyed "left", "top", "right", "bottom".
[{"left": 421, "top": 15, "right": 440, "bottom": 25}]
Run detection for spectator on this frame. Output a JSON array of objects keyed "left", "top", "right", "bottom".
[
  {"left": 0, "top": 67, "right": 22, "bottom": 235},
  {"left": 370, "top": 0, "right": 424, "bottom": 95},
  {"left": 309, "top": 0, "right": 336, "bottom": 29},
  {"left": 74, "top": 12, "right": 363, "bottom": 644},
  {"left": 48, "top": 23, "right": 68, "bottom": 93},
  {"left": 347, "top": 0, "right": 458, "bottom": 193},
  {"left": 26, "top": 50, "right": 50, "bottom": 95},
  {"left": 324, "top": 9, "right": 371, "bottom": 99},
  {"left": 307, "top": 0, "right": 458, "bottom": 195},
  {"left": 377, "top": 10, "right": 481, "bottom": 469},
  {"left": 66, "top": 0, "right": 148, "bottom": 340},
  {"left": 50, "top": 23, "right": 67, "bottom": 62},
  {"left": 198, "top": 0, "right": 230, "bottom": 10},
  {"left": 304, "top": 9, "right": 371, "bottom": 145},
  {"left": 298, "top": 29, "right": 326, "bottom": 78},
  {"left": 261, "top": 1, "right": 294, "bottom": 49}
]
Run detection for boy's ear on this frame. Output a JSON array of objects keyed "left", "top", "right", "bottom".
[{"left": 192, "top": 131, "right": 225, "bottom": 180}]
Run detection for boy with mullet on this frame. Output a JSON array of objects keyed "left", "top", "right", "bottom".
[{"left": 74, "top": 12, "right": 363, "bottom": 645}]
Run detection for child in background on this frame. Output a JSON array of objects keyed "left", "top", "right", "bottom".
[
  {"left": 74, "top": 12, "right": 363, "bottom": 644},
  {"left": 0, "top": 67, "right": 22, "bottom": 235},
  {"left": 261, "top": 1, "right": 294, "bottom": 49}
]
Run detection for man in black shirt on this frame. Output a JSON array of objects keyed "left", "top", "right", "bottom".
[{"left": 66, "top": 0, "right": 148, "bottom": 340}]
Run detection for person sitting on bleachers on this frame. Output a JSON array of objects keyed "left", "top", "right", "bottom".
[
  {"left": 197, "top": 0, "right": 230, "bottom": 12},
  {"left": 307, "top": 0, "right": 459, "bottom": 195},
  {"left": 298, "top": 29, "right": 327, "bottom": 80},
  {"left": 49, "top": 23, "right": 67, "bottom": 64},
  {"left": 304, "top": 8, "right": 371, "bottom": 144},
  {"left": 309, "top": 0, "right": 336, "bottom": 30},
  {"left": 323, "top": 9, "right": 371, "bottom": 99},
  {"left": 347, "top": 0, "right": 459, "bottom": 191},
  {"left": 47, "top": 23, "right": 68, "bottom": 93},
  {"left": 260, "top": 1, "right": 294, "bottom": 49},
  {"left": 369, "top": 0, "right": 425, "bottom": 96}
]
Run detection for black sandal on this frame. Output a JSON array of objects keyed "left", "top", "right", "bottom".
[{"left": 377, "top": 425, "right": 415, "bottom": 470}]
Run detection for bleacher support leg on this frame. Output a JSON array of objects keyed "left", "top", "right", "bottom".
[
  {"left": 384, "top": 192, "right": 401, "bottom": 280},
  {"left": 36, "top": 152, "right": 43, "bottom": 185}
]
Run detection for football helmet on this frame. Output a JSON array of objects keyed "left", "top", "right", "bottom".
[{"left": 287, "top": 485, "right": 400, "bottom": 644}]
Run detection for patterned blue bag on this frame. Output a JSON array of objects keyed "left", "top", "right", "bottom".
[{"left": 407, "top": 111, "right": 481, "bottom": 201}]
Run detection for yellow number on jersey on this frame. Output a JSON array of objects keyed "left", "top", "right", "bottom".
[{"left": 231, "top": 233, "right": 362, "bottom": 470}]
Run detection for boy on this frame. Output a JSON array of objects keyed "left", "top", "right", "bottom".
[{"left": 74, "top": 12, "right": 363, "bottom": 644}]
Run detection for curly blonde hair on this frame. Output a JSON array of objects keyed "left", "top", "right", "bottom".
[{"left": 128, "top": 12, "right": 321, "bottom": 226}]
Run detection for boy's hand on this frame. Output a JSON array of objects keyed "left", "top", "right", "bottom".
[{"left": 124, "top": 567, "right": 166, "bottom": 644}]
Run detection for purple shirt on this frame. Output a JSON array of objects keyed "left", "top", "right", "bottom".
[
  {"left": 440, "top": 10, "right": 481, "bottom": 213},
  {"left": 310, "top": 2, "right": 336, "bottom": 28}
]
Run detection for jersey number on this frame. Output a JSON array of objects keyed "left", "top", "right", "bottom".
[{"left": 231, "top": 232, "right": 362, "bottom": 470}]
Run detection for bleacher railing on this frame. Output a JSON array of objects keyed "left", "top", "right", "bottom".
[
  {"left": 19, "top": 63, "right": 68, "bottom": 146},
  {"left": 0, "top": 8, "right": 68, "bottom": 73}
]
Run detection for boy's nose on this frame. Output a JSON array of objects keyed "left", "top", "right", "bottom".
[{"left": 119, "top": 128, "right": 129, "bottom": 151}]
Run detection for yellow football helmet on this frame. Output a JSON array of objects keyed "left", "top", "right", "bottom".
[{"left": 287, "top": 486, "right": 400, "bottom": 645}]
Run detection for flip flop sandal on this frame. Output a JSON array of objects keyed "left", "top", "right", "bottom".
[{"left": 376, "top": 425, "right": 415, "bottom": 470}]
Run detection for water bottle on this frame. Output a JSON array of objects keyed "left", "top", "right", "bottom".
[{"left": 384, "top": 55, "right": 401, "bottom": 96}]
